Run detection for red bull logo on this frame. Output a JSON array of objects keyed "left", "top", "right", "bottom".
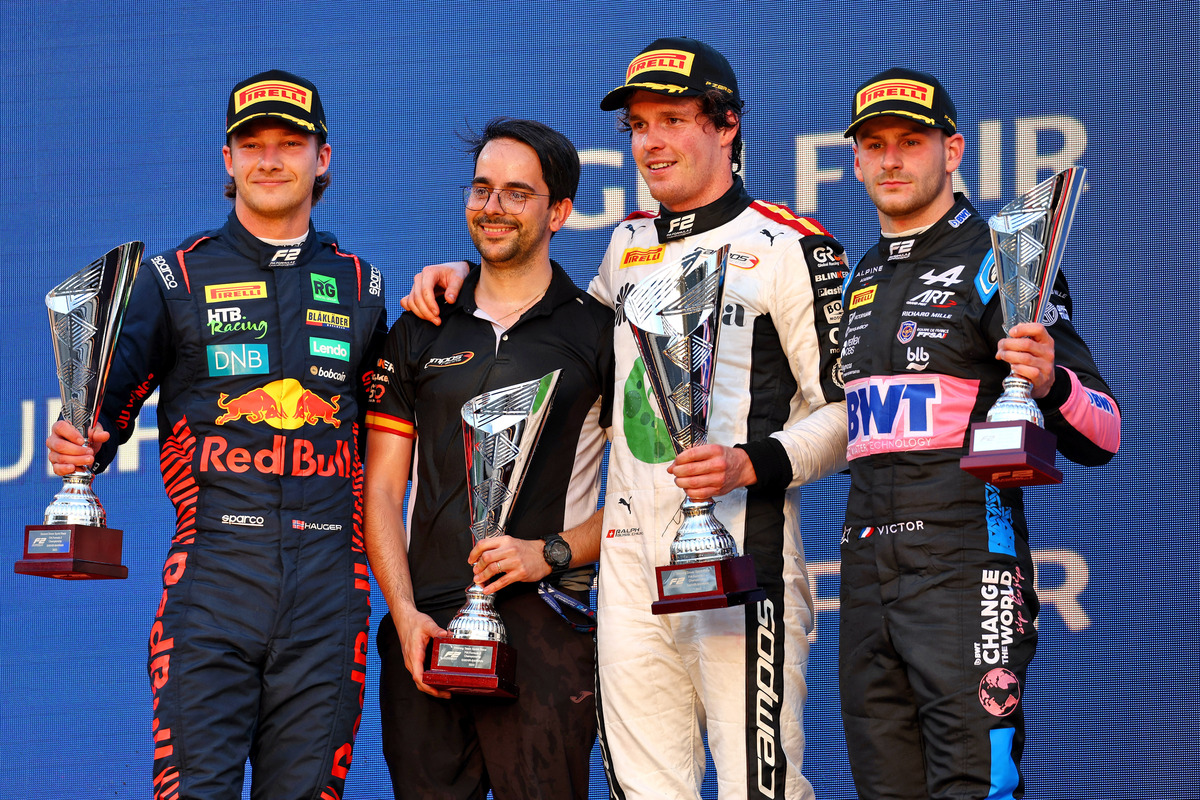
[
  {"left": 199, "top": 434, "right": 353, "bottom": 477},
  {"left": 215, "top": 378, "right": 340, "bottom": 429}
]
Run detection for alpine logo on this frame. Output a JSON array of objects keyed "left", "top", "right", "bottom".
[{"left": 919, "top": 265, "right": 965, "bottom": 287}]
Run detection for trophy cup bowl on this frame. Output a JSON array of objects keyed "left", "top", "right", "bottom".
[
  {"left": 623, "top": 244, "right": 766, "bottom": 615},
  {"left": 961, "top": 168, "right": 1086, "bottom": 487},
  {"left": 17, "top": 242, "right": 143, "bottom": 580},
  {"left": 423, "top": 370, "right": 561, "bottom": 698}
]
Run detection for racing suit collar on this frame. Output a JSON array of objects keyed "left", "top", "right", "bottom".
[
  {"left": 222, "top": 210, "right": 320, "bottom": 271},
  {"left": 876, "top": 193, "right": 979, "bottom": 263},
  {"left": 653, "top": 175, "right": 754, "bottom": 243}
]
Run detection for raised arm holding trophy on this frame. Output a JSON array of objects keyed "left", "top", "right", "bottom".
[
  {"left": 18, "top": 241, "right": 141, "bottom": 579},
  {"left": 960, "top": 166, "right": 1088, "bottom": 486}
]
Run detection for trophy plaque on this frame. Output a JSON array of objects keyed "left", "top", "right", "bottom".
[
  {"left": 961, "top": 168, "right": 1086, "bottom": 487},
  {"left": 16, "top": 242, "right": 143, "bottom": 580},
  {"left": 624, "top": 244, "right": 766, "bottom": 615},
  {"left": 423, "top": 370, "right": 561, "bottom": 698}
]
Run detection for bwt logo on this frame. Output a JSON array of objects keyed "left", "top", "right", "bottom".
[{"left": 847, "top": 381, "right": 939, "bottom": 440}]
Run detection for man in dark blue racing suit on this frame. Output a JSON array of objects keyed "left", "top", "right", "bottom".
[{"left": 47, "top": 69, "right": 387, "bottom": 800}]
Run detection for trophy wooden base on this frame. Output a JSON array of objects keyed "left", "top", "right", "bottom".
[
  {"left": 960, "top": 420, "right": 1062, "bottom": 487},
  {"left": 651, "top": 554, "right": 766, "bottom": 615},
  {"left": 15, "top": 524, "right": 128, "bottom": 580},
  {"left": 423, "top": 637, "right": 518, "bottom": 698}
]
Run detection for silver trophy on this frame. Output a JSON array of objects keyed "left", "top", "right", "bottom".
[
  {"left": 423, "top": 370, "right": 561, "bottom": 697},
  {"left": 624, "top": 244, "right": 765, "bottom": 613},
  {"left": 961, "top": 167, "right": 1086, "bottom": 486},
  {"left": 18, "top": 242, "right": 143, "bottom": 579}
]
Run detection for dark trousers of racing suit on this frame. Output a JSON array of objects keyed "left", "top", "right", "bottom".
[
  {"left": 377, "top": 588, "right": 596, "bottom": 800},
  {"left": 150, "top": 529, "right": 369, "bottom": 800},
  {"left": 839, "top": 518, "right": 1039, "bottom": 800}
]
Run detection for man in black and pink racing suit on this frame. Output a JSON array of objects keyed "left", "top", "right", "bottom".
[{"left": 837, "top": 67, "right": 1121, "bottom": 800}]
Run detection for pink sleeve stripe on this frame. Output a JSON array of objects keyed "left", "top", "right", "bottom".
[{"left": 1057, "top": 368, "right": 1121, "bottom": 453}]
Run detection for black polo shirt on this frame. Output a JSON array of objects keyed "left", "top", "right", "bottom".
[{"left": 367, "top": 261, "right": 613, "bottom": 612}]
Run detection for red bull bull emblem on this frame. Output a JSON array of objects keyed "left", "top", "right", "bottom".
[{"left": 216, "top": 378, "right": 340, "bottom": 429}]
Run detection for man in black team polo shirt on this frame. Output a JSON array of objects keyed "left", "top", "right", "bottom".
[{"left": 363, "top": 118, "right": 613, "bottom": 800}]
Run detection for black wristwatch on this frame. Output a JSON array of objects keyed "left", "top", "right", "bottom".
[{"left": 542, "top": 533, "right": 572, "bottom": 574}]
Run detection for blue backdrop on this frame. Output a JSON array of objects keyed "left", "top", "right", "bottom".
[{"left": 1, "top": 2, "right": 1192, "bottom": 798}]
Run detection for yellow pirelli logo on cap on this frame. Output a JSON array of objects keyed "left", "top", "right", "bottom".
[
  {"left": 856, "top": 78, "right": 934, "bottom": 114},
  {"left": 235, "top": 80, "right": 311, "bottom": 113},
  {"left": 619, "top": 246, "right": 665, "bottom": 269},
  {"left": 627, "top": 49, "right": 694, "bottom": 82},
  {"left": 849, "top": 286, "right": 876, "bottom": 309}
]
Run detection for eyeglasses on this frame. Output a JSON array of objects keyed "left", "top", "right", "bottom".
[{"left": 462, "top": 185, "right": 550, "bottom": 215}]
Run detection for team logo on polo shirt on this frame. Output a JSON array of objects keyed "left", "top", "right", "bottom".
[{"left": 424, "top": 351, "right": 473, "bottom": 369}]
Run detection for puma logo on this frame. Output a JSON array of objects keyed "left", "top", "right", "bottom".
[
  {"left": 571, "top": 691, "right": 594, "bottom": 704},
  {"left": 760, "top": 229, "right": 780, "bottom": 245},
  {"left": 618, "top": 498, "right": 632, "bottom": 514}
]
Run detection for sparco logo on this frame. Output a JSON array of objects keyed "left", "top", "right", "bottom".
[
  {"left": 221, "top": 514, "right": 264, "bottom": 527},
  {"left": 369, "top": 265, "right": 382, "bottom": 297},
  {"left": 425, "top": 351, "right": 473, "bottom": 369},
  {"left": 755, "top": 598, "right": 781, "bottom": 797},
  {"left": 152, "top": 255, "right": 177, "bottom": 289}
]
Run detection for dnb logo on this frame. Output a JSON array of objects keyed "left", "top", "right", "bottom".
[{"left": 216, "top": 378, "right": 340, "bottom": 429}]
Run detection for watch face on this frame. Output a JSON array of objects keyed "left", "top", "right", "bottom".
[{"left": 546, "top": 540, "right": 571, "bottom": 568}]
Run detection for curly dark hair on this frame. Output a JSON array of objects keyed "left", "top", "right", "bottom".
[{"left": 616, "top": 88, "right": 745, "bottom": 173}]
